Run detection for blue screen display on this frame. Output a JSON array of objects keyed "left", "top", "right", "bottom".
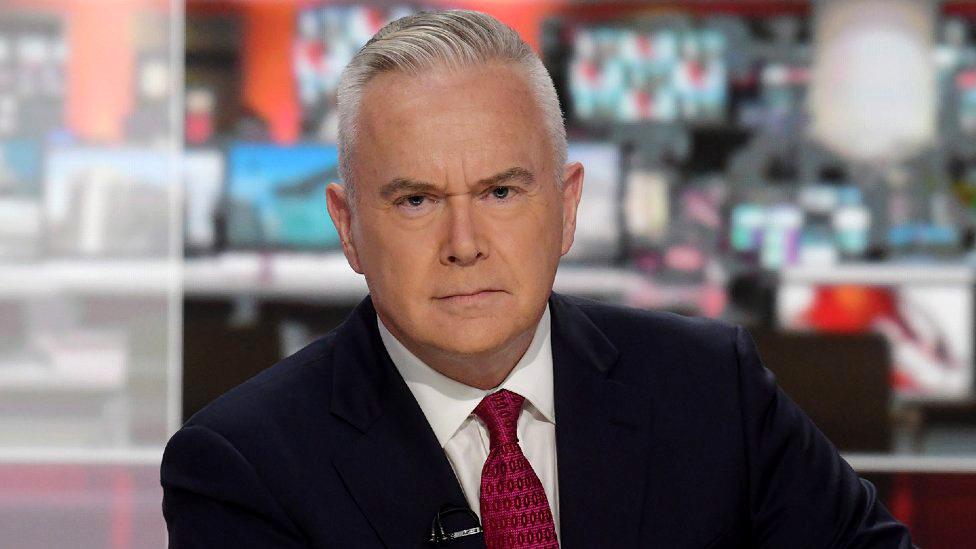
[
  {"left": 226, "top": 143, "right": 341, "bottom": 250},
  {"left": 0, "top": 139, "right": 42, "bottom": 196}
]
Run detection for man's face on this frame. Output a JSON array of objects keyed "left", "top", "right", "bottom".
[{"left": 327, "top": 62, "right": 583, "bottom": 360}]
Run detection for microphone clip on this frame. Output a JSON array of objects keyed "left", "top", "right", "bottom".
[{"left": 428, "top": 505, "right": 483, "bottom": 546}]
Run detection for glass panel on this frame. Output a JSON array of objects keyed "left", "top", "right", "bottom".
[
  {"left": 0, "top": 463, "right": 166, "bottom": 548},
  {"left": 0, "top": 0, "right": 179, "bottom": 546}
]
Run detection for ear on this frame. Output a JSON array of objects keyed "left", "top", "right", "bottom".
[
  {"left": 559, "top": 161, "right": 584, "bottom": 257},
  {"left": 326, "top": 182, "right": 363, "bottom": 274}
]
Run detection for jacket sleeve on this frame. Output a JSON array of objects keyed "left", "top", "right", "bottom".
[
  {"left": 734, "top": 325, "right": 915, "bottom": 548},
  {"left": 161, "top": 424, "right": 307, "bottom": 548}
]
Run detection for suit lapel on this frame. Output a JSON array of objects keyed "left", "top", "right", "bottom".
[
  {"left": 329, "top": 297, "right": 484, "bottom": 548},
  {"left": 549, "top": 292, "right": 653, "bottom": 548},
  {"left": 328, "top": 293, "right": 653, "bottom": 548}
]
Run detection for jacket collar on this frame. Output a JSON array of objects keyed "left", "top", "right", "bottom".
[
  {"left": 329, "top": 296, "right": 478, "bottom": 547},
  {"left": 329, "top": 293, "right": 651, "bottom": 548},
  {"left": 377, "top": 303, "right": 555, "bottom": 448},
  {"left": 549, "top": 293, "right": 653, "bottom": 547}
]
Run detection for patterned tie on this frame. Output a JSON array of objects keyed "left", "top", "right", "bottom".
[{"left": 473, "top": 389, "right": 558, "bottom": 548}]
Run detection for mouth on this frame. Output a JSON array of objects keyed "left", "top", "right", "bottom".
[{"left": 434, "top": 289, "right": 506, "bottom": 303}]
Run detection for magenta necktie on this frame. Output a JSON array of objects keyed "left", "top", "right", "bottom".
[{"left": 473, "top": 389, "right": 558, "bottom": 548}]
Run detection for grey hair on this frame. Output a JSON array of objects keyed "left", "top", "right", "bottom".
[{"left": 336, "top": 9, "right": 567, "bottom": 206}]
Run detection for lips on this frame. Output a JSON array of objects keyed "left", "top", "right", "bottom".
[{"left": 436, "top": 289, "right": 502, "bottom": 299}]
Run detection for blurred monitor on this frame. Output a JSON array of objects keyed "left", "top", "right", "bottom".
[
  {"left": 778, "top": 279, "right": 974, "bottom": 401},
  {"left": 183, "top": 148, "right": 224, "bottom": 253},
  {"left": 294, "top": 4, "right": 416, "bottom": 140},
  {"left": 0, "top": 138, "right": 42, "bottom": 196},
  {"left": 0, "top": 138, "right": 43, "bottom": 258},
  {"left": 225, "top": 142, "right": 340, "bottom": 251},
  {"left": 935, "top": 17, "right": 976, "bottom": 91},
  {"left": 659, "top": 175, "right": 726, "bottom": 282},
  {"left": 738, "top": 61, "right": 809, "bottom": 131},
  {"left": 728, "top": 202, "right": 804, "bottom": 271},
  {"left": 564, "top": 142, "right": 622, "bottom": 262},
  {"left": 957, "top": 67, "right": 976, "bottom": 135},
  {"left": 0, "top": 15, "right": 67, "bottom": 138},
  {"left": 730, "top": 185, "right": 870, "bottom": 270},
  {"left": 44, "top": 147, "right": 171, "bottom": 257},
  {"left": 566, "top": 22, "right": 727, "bottom": 125},
  {"left": 624, "top": 168, "right": 671, "bottom": 248}
]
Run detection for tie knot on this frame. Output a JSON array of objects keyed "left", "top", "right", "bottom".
[{"left": 473, "top": 389, "right": 524, "bottom": 448}]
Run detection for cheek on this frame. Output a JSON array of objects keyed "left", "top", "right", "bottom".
[
  {"left": 520, "top": 200, "right": 564, "bottom": 250},
  {"left": 490, "top": 207, "right": 563, "bottom": 273},
  {"left": 359, "top": 220, "right": 437, "bottom": 293}
]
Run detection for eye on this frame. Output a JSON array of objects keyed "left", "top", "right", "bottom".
[
  {"left": 404, "top": 195, "right": 426, "bottom": 207},
  {"left": 393, "top": 194, "right": 437, "bottom": 217},
  {"left": 490, "top": 186, "right": 513, "bottom": 200}
]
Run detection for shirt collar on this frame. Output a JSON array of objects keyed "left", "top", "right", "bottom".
[{"left": 377, "top": 305, "right": 555, "bottom": 448}]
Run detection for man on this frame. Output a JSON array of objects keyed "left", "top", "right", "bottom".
[{"left": 161, "top": 10, "right": 913, "bottom": 548}]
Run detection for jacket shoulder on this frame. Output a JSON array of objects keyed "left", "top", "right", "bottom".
[
  {"left": 556, "top": 294, "right": 743, "bottom": 394},
  {"left": 561, "top": 294, "right": 737, "bottom": 351}
]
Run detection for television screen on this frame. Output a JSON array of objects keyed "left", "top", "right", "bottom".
[
  {"left": 183, "top": 149, "right": 224, "bottom": 253},
  {"left": 660, "top": 175, "right": 726, "bottom": 280},
  {"left": 44, "top": 147, "right": 171, "bottom": 256},
  {"left": 935, "top": 17, "right": 976, "bottom": 92},
  {"left": 225, "top": 142, "right": 341, "bottom": 250},
  {"left": 0, "top": 15, "right": 67, "bottom": 137},
  {"left": 564, "top": 142, "right": 622, "bottom": 262},
  {"left": 294, "top": 5, "right": 416, "bottom": 140},
  {"left": 778, "top": 279, "right": 974, "bottom": 401},
  {"left": 567, "top": 24, "right": 727, "bottom": 124},
  {"left": 624, "top": 168, "right": 671, "bottom": 248},
  {"left": 738, "top": 62, "right": 810, "bottom": 130},
  {"left": 0, "top": 138, "right": 42, "bottom": 196},
  {"left": 957, "top": 67, "right": 976, "bottom": 135}
]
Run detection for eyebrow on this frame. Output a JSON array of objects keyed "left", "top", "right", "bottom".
[
  {"left": 378, "top": 178, "right": 437, "bottom": 200},
  {"left": 378, "top": 166, "right": 536, "bottom": 200}
]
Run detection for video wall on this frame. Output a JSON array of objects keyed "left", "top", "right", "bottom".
[
  {"left": 294, "top": 5, "right": 417, "bottom": 140},
  {"left": 566, "top": 21, "right": 727, "bottom": 124}
]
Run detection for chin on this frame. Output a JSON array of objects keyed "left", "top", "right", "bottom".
[{"left": 423, "top": 319, "right": 520, "bottom": 358}]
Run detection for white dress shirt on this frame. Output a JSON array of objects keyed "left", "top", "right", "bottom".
[{"left": 377, "top": 305, "right": 560, "bottom": 538}]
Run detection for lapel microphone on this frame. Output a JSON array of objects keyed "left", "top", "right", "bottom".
[{"left": 428, "top": 505, "right": 483, "bottom": 546}]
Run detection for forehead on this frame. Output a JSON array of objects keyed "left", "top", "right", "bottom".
[{"left": 353, "top": 62, "right": 550, "bottom": 188}]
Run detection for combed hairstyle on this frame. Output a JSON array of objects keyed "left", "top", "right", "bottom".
[{"left": 336, "top": 9, "right": 568, "bottom": 207}]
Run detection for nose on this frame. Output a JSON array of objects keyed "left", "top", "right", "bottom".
[{"left": 440, "top": 196, "right": 486, "bottom": 266}]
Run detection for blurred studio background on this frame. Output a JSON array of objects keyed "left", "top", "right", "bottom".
[{"left": 3, "top": 0, "right": 976, "bottom": 546}]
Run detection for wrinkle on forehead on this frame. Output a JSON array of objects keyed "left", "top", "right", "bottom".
[{"left": 353, "top": 62, "right": 551, "bottom": 197}]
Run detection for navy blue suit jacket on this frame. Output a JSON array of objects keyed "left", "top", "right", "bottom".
[{"left": 161, "top": 292, "right": 913, "bottom": 548}]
